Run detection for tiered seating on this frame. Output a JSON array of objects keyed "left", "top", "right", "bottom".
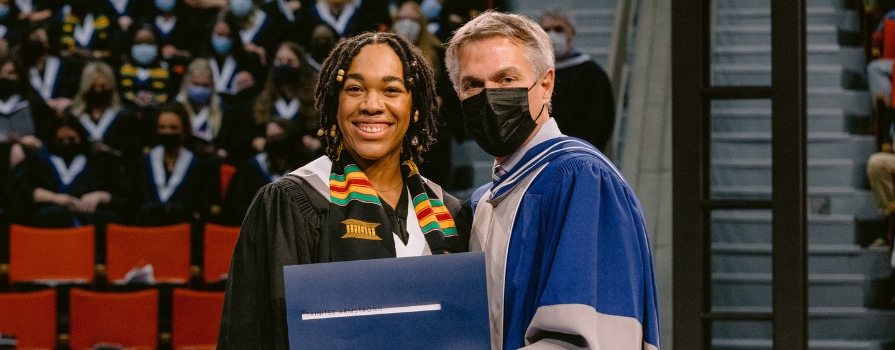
[{"left": 0, "top": 223, "right": 241, "bottom": 348}]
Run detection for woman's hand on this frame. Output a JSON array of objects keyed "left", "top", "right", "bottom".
[
  {"left": 18, "top": 135, "right": 43, "bottom": 149},
  {"left": 77, "top": 191, "right": 112, "bottom": 213},
  {"left": 252, "top": 137, "right": 266, "bottom": 152}
]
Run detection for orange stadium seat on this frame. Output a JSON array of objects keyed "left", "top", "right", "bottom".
[
  {"left": 8, "top": 225, "right": 95, "bottom": 284},
  {"left": 172, "top": 289, "right": 225, "bottom": 349},
  {"left": 0, "top": 289, "right": 57, "bottom": 349},
  {"left": 106, "top": 224, "right": 191, "bottom": 284},
  {"left": 203, "top": 223, "right": 240, "bottom": 283},
  {"left": 69, "top": 289, "right": 158, "bottom": 350}
]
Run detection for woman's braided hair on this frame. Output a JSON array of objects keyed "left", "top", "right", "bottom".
[{"left": 314, "top": 32, "right": 439, "bottom": 164}]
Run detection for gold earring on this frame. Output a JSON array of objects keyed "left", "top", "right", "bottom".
[
  {"left": 329, "top": 125, "right": 337, "bottom": 137},
  {"left": 413, "top": 110, "right": 419, "bottom": 122},
  {"left": 336, "top": 69, "right": 345, "bottom": 82}
]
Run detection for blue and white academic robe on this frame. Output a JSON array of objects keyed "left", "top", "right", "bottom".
[{"left": 469, "top": 120, "right": 661, "bottom": 350}]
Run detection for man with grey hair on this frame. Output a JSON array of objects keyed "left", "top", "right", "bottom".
[
  {"left": 446, "top": 11, "right": 661, "bottom": 350},
  {"left": 540, "top": 7, "right": 615, "bottom": 152}
]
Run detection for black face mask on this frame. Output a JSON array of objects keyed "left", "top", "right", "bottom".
[
  {"left": 272, "top": 64, "right": 300, "bottom": 85},
  {"left": 310, "top": 40, "right": 334, "bottom": 62},
  {"left": 0, "top": 79, "right": 17, "bottom": 99},
  {"left": 22, "top": 39, "right": 47, "bottom": 59},
  {"left": 85, "top": 89, "right": 113, "bottom": 107},
  {"left": 157, "top": 133, "right": 181, "bottom": 150},
  {"left": 264, "top": 137, "right": 292, "bottom": 159},
  {"left": 461, "top": 84, "right": 546, "bottom": 157},
  {"left": 49, "top": 143, "right": 82, "bottom": 162}
]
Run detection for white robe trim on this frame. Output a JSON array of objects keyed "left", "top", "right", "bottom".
[
  {"left": 30, "top": 56, "right": 61, "bottom": 100},
  {"left": 15, "top": 0, "right": 33, "bottom": 14},
  {"left": 108, "top": 0, "right": 128, "bottom": 15},
  {"left": 315, "top": 0, "right": 355, "bottom": 35},
  {"left": 190, "top": 107, "right": 213, "bottom": 141},
  {"left": 274, "top": 97, "right": 300, "bottom": 120},
  {"left": 135, "top": 67, "right": 151, "bottom": 82},
  {"left": 79, "top": 108, "right": 119, "bottom": 141},
  {"left": 155, "top": 16, "right": 176, "bottom": 35},
  {"left": 209, "top": 55, "right": 237, "bottom": 93},
  {"left": 0, "top": 95, "right": 28, "bottom": 115},
  {"left": 289, "top": 156, "right": 432, "bottom": 257},
  {"left": 73, "top": 13, "right": 96, "bottom": 47},
  {"left": 50, "top": 154, "right": 87, "bottom": 186},
  {"left": 150, "top": 145, "right": 193, "bottom": 203},
  {"left": 239, "top": 10, "right": 267, "bottom": 44},
  {"left": 471, "top": 163, "right": 548, "bottom": 350},
  {"left": 277, "top": 0, "right": 295, "bottom": 22}
]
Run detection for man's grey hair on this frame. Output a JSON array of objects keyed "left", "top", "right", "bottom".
[
  {"left": 540, "top": 6, "right": 577, "bottom": 31},
  {"left": 445, "top": 11, "right": 554, "bottom": 92}
]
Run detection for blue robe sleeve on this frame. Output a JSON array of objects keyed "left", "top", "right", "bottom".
[{"left": 518, "top": 157, "right": 661, "bottom": 350}]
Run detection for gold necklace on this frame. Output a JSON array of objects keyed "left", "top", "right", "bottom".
[{"left": 373, "top": 181, "right": 403, "bottom": 193}]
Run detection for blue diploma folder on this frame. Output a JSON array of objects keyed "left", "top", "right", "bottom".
[{"left": 283, "top": 252, "right": 490, "bottom": 350}]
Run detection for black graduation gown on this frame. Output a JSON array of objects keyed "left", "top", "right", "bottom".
[
  {"left": 259, "top": 1, "right": 314, "bottom": 49},
  {"left": 309, "top": 1, "right": 380, "bottom": 38},
  {"left": 133, "top": 146, "right": 209, "bottom": 226},
  {"left": 551, "top": 54, "right": 615, "bottom": 151},
  {"left": 67, "top": 106, "right": 143, "bottom": 160},
  {"left": 217, "top": 175, "right": 471, "bottom": 349},
  {"left": 6, "top": 149, "right": 129, "bottom": 227},
  {"left": 29, "top": 56, "right": 83, "bottom": 102}
]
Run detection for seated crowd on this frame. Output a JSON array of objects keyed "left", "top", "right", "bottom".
[{"left": 0, "top": 0, "right": 495, "bottom": 229}]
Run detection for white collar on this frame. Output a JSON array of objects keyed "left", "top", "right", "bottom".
[
  {"left": 155, "top": 16, "right": 176, "bottom": 34},
  {"left": 290, "top": 155, "right": 331, "bottom": 198},
  {"left": 497, "top": 117, "right": 563, "bottom": 173},
  {"left": 315, "top": 0, "right": 356, "bottom": 36},
  {"left": 50, "top": 154, "right": 88, "bottom": 186},
  {"left": 191, "top": 107, "right": 213, "bottom": 141},
  {"left": 73, "top": 13, "right": 96, "bottom": 47},
  {"left": 555, "top": 53, "right": 593, "bottom": 70},
  {"left": 209, "top": 56, "right": 237, "bottom": 93},
  {"left": 278, "top": 0, "right": 295, "bottom": 22},
  {"left": 30, "top": 56, "right": 61, "bottom": 100},
  {"left": 149, "top": 145, "right": 193, "bottom": 203},
  {"left": 79, "top": 107, "right": 120, "bottom": 141},
  {"left": 274, "top": 97, "right": 300, "bottom": 119},
  {"left": 0, "top": 95, "right": 27, "bottom": 115},
  {"left": 108, "top": 0, "right": 128, "bottom": 15},
  {"left": 15, "top": 0, "right": 33, "bottom": 14},
  {"left": 239, "top": 10, "right": 267, "bottom": 44}
]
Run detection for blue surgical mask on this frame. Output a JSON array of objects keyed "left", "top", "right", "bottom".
[
  {"left": 229, "top": 0, "right": 253, "bottom": 16},
  {"left": 0, "top": 4, "right": 9, "bottom": 19},
  {"left": 155, "top": 0, "right": 176, "bottom": 12},
  {"left": 420, "top": 0, "right": 441, "bottom": 21},
  {"left": 187, "top": 84, "right": 212, "bottom": 105},
  {"left": 131, "top": 44, "right": 158, "bottom": 65},
  {"left": 211, "top": 35, "right": 232, "bottom": 54}
]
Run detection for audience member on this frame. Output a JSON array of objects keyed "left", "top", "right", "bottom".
[
  {"left": 133, "top": 103, "right": 208, "bottom": 225},
  {"left": 56, "top": 0, "right": 123, "bottom": 65},
  {"left": 0, "top": 0, "right": 25, "bottom": 55},
  {"left": 540, "top": 7, "right": 615, "bottom": 151},
  {"left": 229, "top": 0, "right": 275, "bottom": 64},
  {"left": 202, "top": 10, "right": 261, "bottom": 104},
  {"left": 175, "top": 58, "right": 240, "bottom": 160},
  {"left": 101, "top": 0, "right": 151, "bottom": 32},
  {"left": 19, "top": 21, "right": 82, "bottom": 116},
  {"left": 251, "top": 41, "right": 319, "bottom": 155},
  {"left": 304, "top": 23, "right": 337, "bottom": 72},
  {"left": 151, "top": 0, "right": 196, "bottom": 60},
  {"left": 0, "top": 55, "right": 53, "bottom": 146},
  {"left": 120, "top": 24, "right": 174, "bottom": 109},
  {"left": 259, "top": 0, "right": 313, "bottom": 48},
  {"left": 66, "top": 61, "right": 143, "bottom": 160},
  {"left": 6, "top": 119, "right": 129, "bottom": 227}
]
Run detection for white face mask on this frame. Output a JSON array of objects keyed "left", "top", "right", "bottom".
[
  {"left": 548, "top": 31, "right": 569, "bottom": 58},
  {"left": 394, "top": 19, "right": 421, "bottom": 43}
]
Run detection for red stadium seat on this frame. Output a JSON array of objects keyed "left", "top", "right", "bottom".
[
  {"left": 69, "top": 289, "right": 158, "bottom": 350},
  {"left": 106, "top": 224, "right": 191, "bottom": 284},
  {"left": 8, "top": 225, "right": 95, "bottom": 283},
  {"left": 203, "top": 223, "right": 240, "bottom": 283},
  {"left": 0, "top": 289, "right": 57, "bottom": 349},
  {"left": 172, "top": 289, "right": 224, "bottom": 349}
]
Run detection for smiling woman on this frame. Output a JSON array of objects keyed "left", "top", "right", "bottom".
[{"left": 218, "top": 32, "right": 471, "bottom": 349}]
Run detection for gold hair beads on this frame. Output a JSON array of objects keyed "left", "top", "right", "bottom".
[{"left": 336, "top": 69, "right": 345, "bottom": 82}]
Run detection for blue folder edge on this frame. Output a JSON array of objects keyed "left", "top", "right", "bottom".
[{"left": 284, "top": 252, "right": 490, "bottom": 350}]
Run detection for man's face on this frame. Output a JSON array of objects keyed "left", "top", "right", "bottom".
[
  {"left": 540, "top": 16, "right": 574, "bottom": 56},
  {"left": 456, "top": 36, "right": 553, "bottom": 123}
]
